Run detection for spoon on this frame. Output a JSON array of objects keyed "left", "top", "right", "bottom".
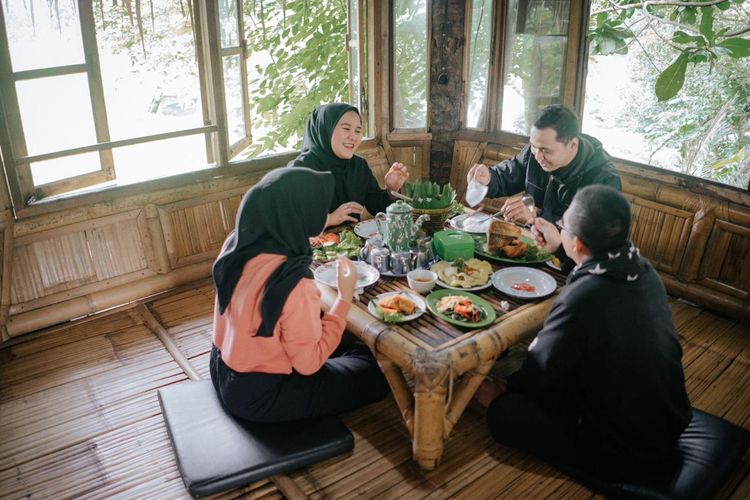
[
  {"left": 521, "top": 194, "right": 535, "bottom": 217},
  {"left": 455, "top": 208, "right": 504, "bottom": 229}
]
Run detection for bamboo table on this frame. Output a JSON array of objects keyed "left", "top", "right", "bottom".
[{"left": 315, "top": 258, "right": 564, "bottom": 470}]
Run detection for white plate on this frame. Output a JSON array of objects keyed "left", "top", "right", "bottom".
[
  {"left": 368, "top": 291, "right": 426, "bottom": 322},
  {"left": 491, "top": 267, "right": 557, "bottom": 299},
  {"left": 436, "top": 279, "right": 492, "bottom": 292},
  {"left": 353, "top": 219, "right": 379, "bottom": 239},
  {"left": 313, "top": 261, "right": 380, "bottom": 289},
  {"left": 465, "top": 180, "right": 488, "bottom": 207},
  {"left": 447, "top": 213, "right": 492, "bottom": 234}
]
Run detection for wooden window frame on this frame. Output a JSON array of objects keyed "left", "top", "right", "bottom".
[
  {"left": 460, "top": 0, "right": 583, "bottom": 134},
  {"left": 0, "top": 0, "right": 257, "bottom": 212}
]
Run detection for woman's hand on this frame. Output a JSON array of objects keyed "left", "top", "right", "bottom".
[
  {"left": 531, "top": 217, "right": 562, "bottom": 254},
  {"left": 326, "top": 201, "right": 364, "bottom": 227},
  {"left": 384, "top": 162, "right": 409, "bottom": 192},
  {"left": 466, "top": 163, "right": 491, "bottom": 186},
  {"left": 336, "top": 257, "right": 357, "bottom": 302}
]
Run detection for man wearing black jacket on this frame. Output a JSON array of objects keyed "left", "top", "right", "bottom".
[{"left": 486, "top": 185, "right": 691, "bottom": 481}]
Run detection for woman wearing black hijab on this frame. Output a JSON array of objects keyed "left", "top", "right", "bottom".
[
  {"left": 290, "top": 103, "right": 410, "bottom": 227},
  {"left": 210, "top": 167, "right": 388, "bottom": 422}
]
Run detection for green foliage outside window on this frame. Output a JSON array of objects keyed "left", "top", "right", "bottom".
[
  {"left": 588, "top": 0, "right": 750, "bottom": 188},
  {"left": 242, "top": 0, "right": 350, "bottom": 157}
]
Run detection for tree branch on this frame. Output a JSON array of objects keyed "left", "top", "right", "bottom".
[
  {"left": 592, "top": 0, "right": 729, "bottom": 16},
  {"left": 725, "top": 25, "right": 750, "bottom": 37}
]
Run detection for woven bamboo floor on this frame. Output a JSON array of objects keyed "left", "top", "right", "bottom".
[{"left": 1, "top": 282, "right": 749, "bottom": 499}]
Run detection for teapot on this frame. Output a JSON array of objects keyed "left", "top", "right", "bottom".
[{"left": 374, "top": 200, "right": 430, "bottom": 252}]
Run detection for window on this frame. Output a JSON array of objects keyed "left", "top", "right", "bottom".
[
  {"left": 0, "top": 0, "right": 361, "bottom": 209},
  {"left": 462, "top": 0, "right": 573, "bottom": 133},
  {"left": 464, "top": 0, "right": 494, "bottom": 129},
  {"left": 500, "top": 0, "right": 570, "bottom": 135},
  {"left": 392, "top": 0, "right": 429, "bottom": 130},
  {"left": 463, "top": 0, "right": 749, "bottom": 191},
  {"left": 583, "top": 1, "right": 750, "bottom": 190}
]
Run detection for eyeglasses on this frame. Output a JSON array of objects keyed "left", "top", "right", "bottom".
[{"left": 555, "top": 219, "right": 573, "bottom": 236}]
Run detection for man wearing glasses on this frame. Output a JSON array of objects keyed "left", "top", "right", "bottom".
[{"left": 486, "top": 185, "right": 691, "bottom": 482}]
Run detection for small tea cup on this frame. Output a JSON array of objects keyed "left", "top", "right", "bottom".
[{"left": 407, "top": 269, "right": 438, "bottom": 294}]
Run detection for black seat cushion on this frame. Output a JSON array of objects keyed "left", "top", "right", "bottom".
[
  {"left": 556, "top": 408, "right": 750, "bottom": 500},
  {"left": 158, "top": 380, "right": 354, "bottom": 498}
]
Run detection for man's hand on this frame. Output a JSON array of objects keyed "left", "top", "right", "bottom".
[
  {"left": 466, "top": 163, "right": 491, "bottom": 186},
  {"left": 384, "top": 162, "right": 409, "bottom": 192},
  {"left": 531, "top": 217, "right": 562, "bottom": 254},
  {"left": 326, "top": 202, "right": 364, "bottom": 228},
  {"left": 501, "top": 195, "right": 537, "bottom": 224}
]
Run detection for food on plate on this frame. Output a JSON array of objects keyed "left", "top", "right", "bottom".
[
  {"left": 431, "top": 258, "right": 492, "bottom": 288},
  {"left": 550, "top": 255, "right": 561, "bottom": 268},
  {"left": 435, "top": 295, "right": 487, "bottom": 323},
  {"left": 377, "top": 294, "right": 417, "bottom": 315},
  {"left": 375, "top": 293, "right": 418, "bottom": 322},
  {"left": 309, "top": 232, "right": 340, "bottom": 247},
  {"left": 512, "top": 282, "right": 536, "bottom": 292},
  {"left": 486, "top": 220, "right": 527, "bottom": 258},
  {"left": 311, "top": 230, "right": 362, "bottom": 261},
  {"left": 487, "top": 220, "right": 521, "bottom": 252}
]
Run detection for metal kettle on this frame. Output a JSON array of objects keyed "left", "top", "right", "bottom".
[{"left": 374, "top": 200, "right": 429, "bottom": 252}]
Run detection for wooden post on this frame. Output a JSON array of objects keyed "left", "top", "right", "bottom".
[
  {"left": 444, "top": 359, "right": 495, "bottom": 436},
  {"left": 376, "top": 355, "right": 415, "bottom": 435},
  {"left": 142, "top": 204, "right": 171, "bottom": 274},
  {"left": 0, "top": 221, "right": 13, "bottom": 341},
  {"left": 411, "top": 348, "right": 450, "bottom": 469}
]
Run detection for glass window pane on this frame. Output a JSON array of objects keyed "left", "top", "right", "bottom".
[
  {"left": 223, "top": 55, "right": 245, "bottom": 145},
  {"left": 2, "top": 0, "right": 84, "bottom": 71},
  {"left": 218, "top": 0, "right": 239, "bottom": 48},
  {"left": 465, "top": 0, "right": 493, "bottom": 129},
  {"left": 500, "top": 0, "right": 569, "bottom": 135},
  {"left": 97, "top": 1, "right": 203, "bottom": 140},
  {"left": 16, "top": 74, "right": 96, "bottom": 155},
  {"left": 583, "top": 6, "right": 750, "bottom": 189},
  {"left": 112, "top": 135, "right": 210, "bottom": 185},
  {"left": 393, "top": 0, "right": 428, "bottom": 129},
  {"left": 30, "top": 152, "right": 100, "bottom": 187}
]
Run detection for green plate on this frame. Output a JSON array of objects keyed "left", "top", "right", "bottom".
[
  {"left": 425, "top": 289, "right": 497, "bottom": 329},
  {"left": 473, "top": 234, "right": 552, "bottom": 264}
]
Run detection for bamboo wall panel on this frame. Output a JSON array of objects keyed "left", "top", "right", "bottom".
[
  {"left": 87, "top": 219, "right": 147, "bottom": 279},
  {"left": 449, "top": 140, "right": 487, "bottom": 203},
  {"left": 158, "top": 190, "right": 244, "bottom": 268},
  {"left": 9, "top": 215, "right": 148, "bottom": 304},
  {"left": 357, "top": 144, "right": 391, "bottom": 188},
  {"left": 699, "top": 219, "right": 750, "bottom": 300},
  {"left": 10, "top": 232, "right": 96, "bottom": 303},
  {"left": 385, "top": 138, "right": 431, "bottom": 182},
  {"left": 628, "top": 196, "right": 692, "bottom": 274}
]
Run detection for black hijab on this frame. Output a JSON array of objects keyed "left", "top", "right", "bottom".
[
  {"left": 289, "top": 104, "right": 390, "bottom": 215},
  {"left": 293, "top": 103, "right": 357, "bottom": 175},
  {"left": 212, "top": 167, "right": 334, "bottom": 337}
]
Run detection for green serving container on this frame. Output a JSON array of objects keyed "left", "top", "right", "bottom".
[{"left": 432, "top": 230, "right": 475, "bottom": 262}]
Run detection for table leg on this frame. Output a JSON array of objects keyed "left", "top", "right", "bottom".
[
  {"left": 376, "top": 355, "right": 414, "bottom": 434},
  {"left": 412, "top": 348, "right": 450, "bottom": 470},
  {"left": 444, "top": 359, "right": 495, "bottom": 436}
]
